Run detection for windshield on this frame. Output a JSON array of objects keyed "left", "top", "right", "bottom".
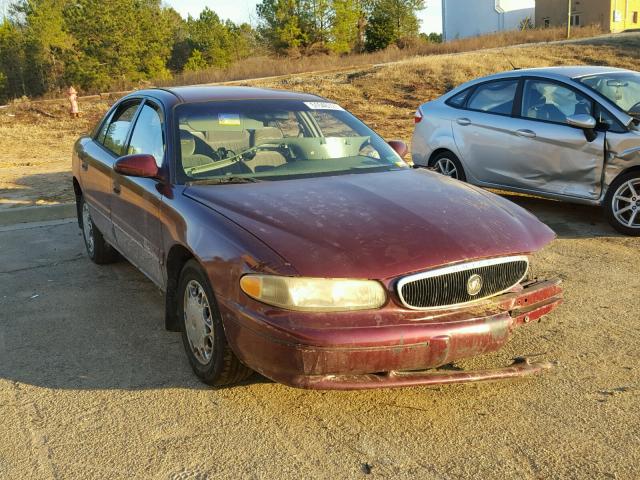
[
  {"left": 578, "top": 72, "right": 640, "bottom": 116},
  {"left": 174, "top": 99, "right": 406, "bottom": 183}
]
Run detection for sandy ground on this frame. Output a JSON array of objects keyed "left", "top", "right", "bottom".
[{"left": 0, "top": 195, "right": 638, "bottom": 479}]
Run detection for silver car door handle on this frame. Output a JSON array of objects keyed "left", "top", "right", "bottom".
[
  {"left": 456, "top": 118, "right": 471, "bottom": 126},
  {"left": 515, "top": 129, "right": 536, "bottom": 138}
]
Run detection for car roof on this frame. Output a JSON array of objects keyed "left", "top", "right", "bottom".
[
  {"left": 135, "top": 86, "right": 327, "bottom": 105},
  {"left": 496, "top": 66, "right": 632, "bottom": 79}
]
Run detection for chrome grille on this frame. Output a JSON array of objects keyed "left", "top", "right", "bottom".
[{"left": 397, "top": 256, "right": 529, "bottom": 310}]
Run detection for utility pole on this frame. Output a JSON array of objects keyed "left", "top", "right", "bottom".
[{"left": 567, "top": 0, "right": 572, "bottom": 39}]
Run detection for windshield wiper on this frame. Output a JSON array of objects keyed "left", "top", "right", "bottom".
[{"left": 188, "top": 176, "right": 261, "bottom": 185}]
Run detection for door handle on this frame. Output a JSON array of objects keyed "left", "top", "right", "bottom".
[
  {"left": 456, "top": 118, "right": 472, "bottom": 126},
  {"left": 81, "top": 162, "right": 88, "bottom": 171},
  {"left": 515, "top": 129, "right": 536, "bottom": 138}
]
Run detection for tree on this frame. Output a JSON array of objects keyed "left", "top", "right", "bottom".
[
  {"left": 257, "top": 0, "right": 308, "bottom": 53},
  {"left": 0, "top": 18, "right": 25, "bottom": 101},
  {"left": 184, "top": 49, "right": 207, "bottom": 72},
  {"left": 330, "top": 0, "right": 373, "bottom": 54},
  {"left": 365, "top": 0, "right": 424, "bottom": 51}
]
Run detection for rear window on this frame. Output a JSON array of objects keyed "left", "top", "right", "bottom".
[{"left": 445, "top": 88, "right": 472, "bottom": 108}]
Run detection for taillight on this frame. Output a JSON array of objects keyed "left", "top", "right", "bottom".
[{"left": 414, "top": 108, "right": 423, "bottom": 124}]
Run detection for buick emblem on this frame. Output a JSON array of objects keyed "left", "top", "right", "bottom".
[{"left": 467, "top": 274, "right": 483, "bottom": 296}]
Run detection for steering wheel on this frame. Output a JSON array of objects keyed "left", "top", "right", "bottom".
[
  {"left": 185, "top": 142, "right": 284, "bottom": 175},
  {"left": 628, "top": 101, "right": 640, "bottom": 117}
]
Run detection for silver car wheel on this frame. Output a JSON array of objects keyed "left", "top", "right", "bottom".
[
  {"left": 183, "top": 280, "right": 215, "bottom": 365},
  {"left": 612, "top": 179, "right": 640, "bottom": 229},
  {"left": 82, "top": 202, "right": 95, "bottom": 256},
  {"left": 435, "top": 157, "right": 459, "bottom": 179}
]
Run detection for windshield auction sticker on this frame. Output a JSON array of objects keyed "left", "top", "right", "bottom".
[
  {"left": 218, "top": 113, "right": 241, "bottom": 126},
  {"left": 304, "top": 102, "right": 345, "bottom": 111}
]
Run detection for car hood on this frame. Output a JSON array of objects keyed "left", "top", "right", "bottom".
[{"left": 184, "top": 169, "right": 555, "bottom": 279}]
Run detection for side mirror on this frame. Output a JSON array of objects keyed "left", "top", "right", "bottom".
[
  {"left": 114, "top": 154, "right": 159, "bottom": 179},
  {"left": 566, "top": 114, "right": 597, "bottom": 130},
  {"left": 566, "top": 114, "right": 598, "bottom": 142},
  {"left": 388, "top": 140, "right": 409, "bottom": 159}
]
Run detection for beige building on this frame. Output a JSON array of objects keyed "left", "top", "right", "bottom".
[{"left": 536, "top": 0, "right": 640, "bottom": 32}]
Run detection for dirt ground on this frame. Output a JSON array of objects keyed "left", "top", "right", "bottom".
[
  {"left": 0, "top": 32, "right": 639, "bottom": 479},
  {"left": 0, "top": 196, "right": 638, "bottom": 479}
]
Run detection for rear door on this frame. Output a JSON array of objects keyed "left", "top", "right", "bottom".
[
  {"left": 80, "top": 99, "right": 142, "bottom": 243},
  {"left": 450, "top": 78, "right": 522, "bottom": 184},
  {"left": 110, "top": 100, "right": 166, "bottom": 286},
  {"left": 498, "top": 78, "right": 605, "bottom": 199}
]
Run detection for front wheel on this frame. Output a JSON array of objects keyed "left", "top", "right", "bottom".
[
  {"left": 604, "top": 172, "right": 640, "bottom": 236},
  {"left": 429, "top": 151, "right": 466, "bottom": 181},
  {"left": 177, "top": 260, "right": 253, "bottom": 386}
]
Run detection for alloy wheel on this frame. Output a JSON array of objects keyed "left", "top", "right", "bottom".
[
  {"left": 612, "top": 179, "right": 640, "bottom": 229},
  {"left": 183, "top": 280, "right": 215, "bottom": 365},
  {"left": 434, "top": 157, "right": 459, "bottom": 179}
]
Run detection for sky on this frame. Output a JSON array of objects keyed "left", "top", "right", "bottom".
[{"left": 165, "top": 0, "right": 443, "bottom": 34}]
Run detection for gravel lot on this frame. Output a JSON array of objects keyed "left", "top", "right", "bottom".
[{"left": 0, "top": 196, "right": 639, "bottom": 479}]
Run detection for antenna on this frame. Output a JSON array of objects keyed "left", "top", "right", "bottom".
[{"left": 501, "top": 50, "right": 520, "bottom": 71}]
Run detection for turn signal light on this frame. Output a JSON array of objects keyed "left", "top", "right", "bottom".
[{"left": 414, "top": 108, "right": 423, "bottom": 124}]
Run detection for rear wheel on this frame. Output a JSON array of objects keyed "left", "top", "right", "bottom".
[
  {"left": 429, "top": 151, "right": 466, "bottom": 181},
  {"left": 604, "top": 172, "right": 640, "bottom": 236},
  {"left": 178, "top": 260, "right": 253, "bottom": 386},
  {"left": 79, "top": 196, "right": 119, "bottom": 264}
]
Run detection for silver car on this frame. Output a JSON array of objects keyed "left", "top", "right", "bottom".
[{"left": 412, "top": 66, "right": 640, "bottom": 235}]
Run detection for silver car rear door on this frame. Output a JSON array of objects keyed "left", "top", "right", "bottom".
[{"left": 450, "top": 78, "right": 523, "bottom": 184}]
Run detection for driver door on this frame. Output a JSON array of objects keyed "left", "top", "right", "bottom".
[
  {"left": 492, "top": 78, "right": 605, "bottom": 200},
  {"left": 110, "top": 100, "right": 166, "bottom": 286}
]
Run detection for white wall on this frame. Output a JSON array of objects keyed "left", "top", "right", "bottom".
[{"left": 442, "top": 0, "right": 536, "bottom": 41}]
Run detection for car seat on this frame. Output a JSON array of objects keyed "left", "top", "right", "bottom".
[
  {"left": 179, "top": 129, "right": 216, "bottom": 170},
  {"left": 244, "top": 127, "right": 287, "bottom": 172}
]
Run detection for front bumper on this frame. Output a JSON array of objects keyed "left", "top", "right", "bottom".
[{"left": 219, "top": 279, "right": 562, "bottom": 390}]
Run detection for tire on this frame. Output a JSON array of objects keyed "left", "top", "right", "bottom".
[
  {"left": 78, "top": 195, "right": 119, "bottom": 264},
  {"left": 177, "top": 260, "right": 253, "bottom": 386},
  {"left": 604, "top": 171, "right": 640, "bottom": 236},
  {"left": 429, "top": 151, "right": 466, "bottom": 182}
]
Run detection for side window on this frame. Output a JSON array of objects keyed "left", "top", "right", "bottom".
[
  {"left": 467, "top": 80, "right": 518, "bottom": 115},
  {"left": 522, "top": 80, "right": 592, "bottom": 125},
  {"left": 446, "top": 88, "right": 471, "bottom": 108},
  {"left": 101, "top": 101, "right": 141, "bottom": 156},
  {"left": 595, "top": 104, "right": 626, "bottom": 133},
  {"left": 95, "top": 110, "right": 115, "bottom": 144},
  {"left": 128, "top": 103, "right": 165, "bottom": 167}
]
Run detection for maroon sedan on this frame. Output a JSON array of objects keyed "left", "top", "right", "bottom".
[{"left": 72, "top": 86, "right": 562, "bottom": 390}]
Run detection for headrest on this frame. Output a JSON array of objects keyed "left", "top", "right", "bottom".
[
  {"left": 186, "top": 118, "right": 220, "bottom": 132},
  {"left": 254, "top": 127, "right": 283, "bottom": 144},
  {"left": 179, "top": 129, "right": 196, "bottom": 156}
]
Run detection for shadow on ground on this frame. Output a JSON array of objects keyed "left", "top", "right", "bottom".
[
  {"left": 502, "top": 193, "right": 620, "bottom": 239},
  {"left": 0, "top": 171, "right": 74, "bottom": 209}
]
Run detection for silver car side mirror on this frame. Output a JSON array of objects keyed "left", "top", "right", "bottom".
[{"left": 566, "top": 114, "right": 597, "bottom": 130}]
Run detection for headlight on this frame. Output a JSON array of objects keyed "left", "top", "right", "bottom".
[{"left": 240, "top": 275, "right": 387, "bottom": 312}]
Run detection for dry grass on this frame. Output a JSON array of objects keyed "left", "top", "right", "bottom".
[
  {"left": 158, "top": 26, "right": 602, "bottom": 88},
  {"left": 1, "top": 31, "right": 639, "bottom": 209}
]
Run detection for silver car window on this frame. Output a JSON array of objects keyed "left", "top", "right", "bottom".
[
  {"left": 522, "top": 80, "right": 592, "bottom": 125},
  {"left": 467, "top": 80, "right": 518, "bottom": 115}
]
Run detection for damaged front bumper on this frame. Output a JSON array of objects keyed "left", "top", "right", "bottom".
[{"left": 220, "top": 279, "right": 563, "bottom": 390}]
